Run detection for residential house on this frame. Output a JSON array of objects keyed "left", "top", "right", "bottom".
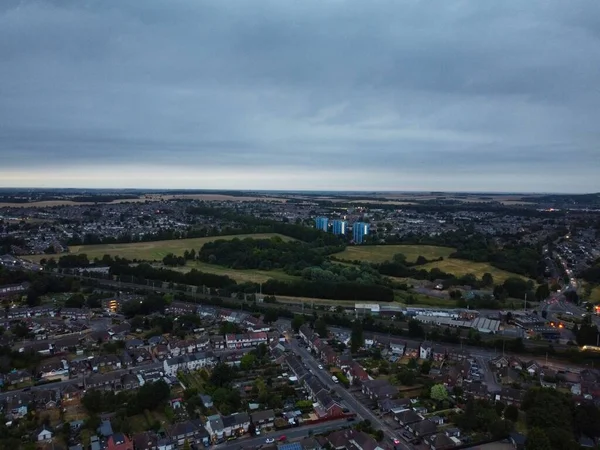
[
  {"left": 407, "top": 419, "right": 438, "bottom": 437},
  {"left": 378, "top": 397, "right": 411, "bottom": 414},
  {"left": 251, "top": 409, "right": 275, "bottom": 428},
  {"left": 5, "top": 392, "right": 32, "bottom": 419},
  {"left": 447, "top": 349, "right": 470, "bottom": 362},
  {"left": 152, "top": 344, "right": 170, "bottom": 360},
  {"left": 222, "top": 412, "right": 251, "bottom": 437},
  {"left": 39, "top": 359, "right": 69, "bottom": 381},
  {"left": 125, "top": 338, "right": 144, "bottom": 351},
  {"left": 347, "top": 429, "right": 384, "bottom": 450},
  {"left": 130, "top": 348, "right": 153, "bottom": 364},
  {"left": 490, "top": 355, "right": 509, "bottom": 369},
  {"left": 431, "top": 345, "right": 447, "bottom": 362},
  {"left": 32, "top": 389, "right": 59, "bottom": 410},
  {"left": 315, "top": 391, "right": 344, "bottom": 418},
  {"left": 498, "top": 367, "right": 521, "bottom": 385},
  {"left": 61, "top": 383, "right": 82, "bottom": 402},
  {"left": 362, "top": 379, "right": 398, "bottom": 400},
  {"left": 168, "top": 339, "right": 197, "bottom": 357},
  {"left": 211, "top": 335, "right": 226, "bottom": 350},
  {"left": 420, "top": 342, "right": 433, "bottom": 360},
  {"left": 508, "top": 357, "right": 523, "bottom": 371},
  {"left": 389, "top": 340, "right": 406, "bottom": 356},
  {"left": 394, "top": 409, "right": 423, "bottom": 427},
  {"left": 132, "top": 431, "right": 158, "bottom": 450},
  {"left": 167, "top": 420, "right": 210, "bottom": 447},
  {"left": 86, "top": 372, "right": 123, "bottom": 391},
  {"left": 163, "top": 352, "right": 215, "bottom": 376},
  {"left": 5, "top": 369, "right": 32, "bottom": 385},
  {"left": 200, "top": 394, "right": 213, "bottom": 408},
  {"left": 98, "top": 419, "right": 114, "bottom": 437},
  {"left": 122, "top": 373, "right": 140, "bottom": 390},
  {"left": 61, "top": 308, "right": 92, "bottom": 320},
  {"left": 107, "top": 432, "right": 133, "bottom": 450},
  {"left": 205, "top": 415, "right": 225, "bottom": 443},
  {"left": 497, "top": 387, "right": 525, "bottom": 406},
  {"left": 299, "top": 324, "right": 315, "bottom": 343},
  {"left": 285, "top": 355, "right": 309, "bottom": 380},
  {"left": 305, "top": 375, "right": 327, "bottom": 399},
  {"left": 91, "top": 354, "right": 122, "bottom": 372},
  {"left": 225, "top": 332, "right": 268, "bottom": 349},
  {"left": 344, "top": 360, "right": 370, "bottom": 386},
  {"left": 109, "top": 322, "right": 131, "bottom": 339},
  {"left": 404, "top": 342, "right": 419, "bottom": 359},
  {"left": 120, "top": 350, "right": 133, "bottom": 368},
  {"left": 424, "top": 433, "right": 457, "bottom": 450},
  {"left": 37, "top": 427, "right": 53, "bottom": 442},
  {"left": 464, "top": 381, "right": 491, "bottom": 401},
  {"left": 54, "top": 335, "right": 82, "bottom": 353},
  {"left": 148, "top": 335, "right": 167, "bottom": 346},
  {"left": 524, "top": 360, "right": 540, "bottom": 376},
  {"left": 320, "top": 346, "right": 338, "bottom": 366}
]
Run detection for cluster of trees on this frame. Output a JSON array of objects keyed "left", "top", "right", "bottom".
[
  {"left": 581, "top": 259, "right": 600, "bottom": 283},
  {"left": 186, "top": 206, "right": 345, "bottom": 246},
  {"left": 452, "top": 397, "right": 514, "bottom": 441},
  {"left": 521, "top": 388, "right": 600, "bottom": 450},
  {"left": 109, "top": 262, "right": 236, "bottom": 289},
  {"left": 121, "top": 293, "right": 168, "bottom": 317},
  {"left": 262, "top": 279, "right": 394, "bottom": 302},
  {"left": 573, "top": 315, "right": 599, "bottom": 347},
  {"left": 82, "top": 380, "right": 170, "bottom": 420},
  {"left": 162, "top": 253, "right": 186, "bottom": 266},
  {"left": 56, "top": 254, "right": 90, "bottom": 268},
  {"left": 300, "top": 262, "right": 388, "bottom": 286},
  {"left": 198, "top": 237, "right": 343, "bottom": 272}
]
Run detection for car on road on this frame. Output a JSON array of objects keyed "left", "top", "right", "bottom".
[
  {"left": 318, "top": 364, "right": 323, "bottom": 369},
  {"left": 265, "top": 438, "right": 274, "bottom": 444},
  {"left": 278, "top": 435, "right": 287, "bottom": 442}
]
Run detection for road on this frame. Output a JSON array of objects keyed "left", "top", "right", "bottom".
[
  {"left": 215, "top": 419, "right": 348, "bottom": 450},
  {"left": 282, "top": 327, "right": 408, "bottom": 450}
]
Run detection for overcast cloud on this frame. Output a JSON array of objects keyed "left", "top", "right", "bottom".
[{"left": 1, "top": 0, "right": 599, "bottom": 192}]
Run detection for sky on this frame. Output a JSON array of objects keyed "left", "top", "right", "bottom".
[{"left": 1, "top": 0, "right": 599, "bottom": 192}]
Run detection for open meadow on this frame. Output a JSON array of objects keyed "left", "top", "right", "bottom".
[
  {"left": 168, "top": 260, "right": 299, "bottom": 284},
  {"left": 333, "top": 244, "right": 455, "bottom": 264},
  {"left": 419, "top": 258, "right": 530, "bottom": 284},
  {"left": 26, "top": 233, "right": 293, "bottom": 262}
]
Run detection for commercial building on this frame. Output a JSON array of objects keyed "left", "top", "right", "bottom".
[
  {"left": 315, "top": 217, "right": 329, "bottom": 232},
  {"left": 332, "top": 220, "right": 347, "bottom": 235},
  {"left": 352, "top": 222, "right": 369, "bottom": 244}
]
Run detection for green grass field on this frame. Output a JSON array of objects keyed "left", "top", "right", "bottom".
[
  {"left": 419, "top": 258, "right": 530, "bottom": 284},
  {"left": 26, "top": 233, "right": 293, "bottom": 262},
  {"left": 333, "top": 244, "right": 455, "bottom": 264},
  {"left": 169, "top": 260, "right": 299, "bottom": 284},
  {"left": 589, "top": 286, "right": 600, "bottom": 304}
]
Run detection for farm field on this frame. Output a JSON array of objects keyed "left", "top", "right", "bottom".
[
  {"left": 25, "top": 233, "right": 293, "bottom": 262},
  {"left": 333, "top": 244, "right": 455, "bottom": 264},
  {"left": 169, "top": 260, "right": 299, "bottom": 284},
  {"left": 419, "top": 258, "right": 530, "bottom": 284}
]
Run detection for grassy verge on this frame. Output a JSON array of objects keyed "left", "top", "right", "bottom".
[{"left": 333, "top": 244, "right": 455, "bottom": 264}]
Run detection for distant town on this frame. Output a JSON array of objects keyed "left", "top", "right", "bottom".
[{"left": 1, "top": 189, "right": 600, "bottom": 450}]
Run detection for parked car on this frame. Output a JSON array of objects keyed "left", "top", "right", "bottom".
[{"left": 265, "top": 438, "right": 274, "bottom": 444}]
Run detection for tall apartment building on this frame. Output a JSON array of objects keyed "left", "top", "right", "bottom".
[
  {"left": 332, "top": 220, "right": 347, "bottom": 235},
  {"left": 315, "top": 217, "right": 329, "bottom": 232},
  {"left": 353, "top": 222, "right": 369, "bottom": 244}
]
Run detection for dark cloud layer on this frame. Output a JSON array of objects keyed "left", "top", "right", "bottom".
[{"left": 0, "top": 0, "right": 599, "bottom": 191}]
